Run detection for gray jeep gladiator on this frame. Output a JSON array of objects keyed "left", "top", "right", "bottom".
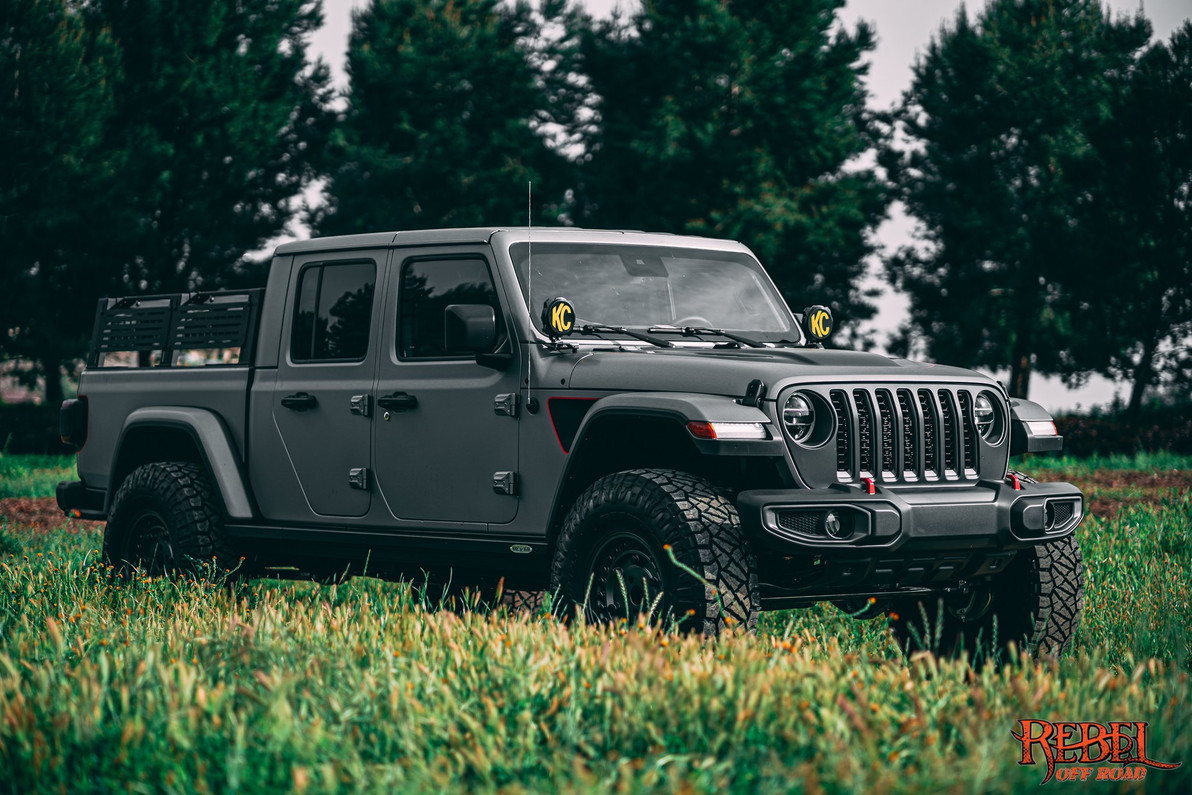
[{"left": 57, "top": 228, "right": 1085, "bottom": 654}]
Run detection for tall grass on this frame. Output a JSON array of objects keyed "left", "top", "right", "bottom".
[
  {"left": 0, "top": 454, "right": 76, "bottom": 499},
  {"left": 0, "top": 457, "right": 1189, "bottom": 792}
]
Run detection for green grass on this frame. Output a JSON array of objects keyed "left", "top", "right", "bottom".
[
  {"left": 1017, "top": 450, "right": 1192, "bottom": 472},
  {"left": 0, "top": 453, "right": 76, "bottom": 499},
  {"left": 0, "top": 459, "right": 1189, "bottom": 792}
]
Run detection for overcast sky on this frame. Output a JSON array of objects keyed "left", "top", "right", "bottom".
[{"left": 307, "top": 0, "right": 1191, "bottom": 409}]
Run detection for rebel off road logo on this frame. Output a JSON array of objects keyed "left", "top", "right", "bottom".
[{"left": 1014, "top": 719, "right": 1180, "bottom": 783}]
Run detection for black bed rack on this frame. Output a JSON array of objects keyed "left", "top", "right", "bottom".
[{"left": 87, "top": 289, "right": 264, "bottom": 368}]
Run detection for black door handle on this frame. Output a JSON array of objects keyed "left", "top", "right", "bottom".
[
  {"left": 377, "top": 392, "right": 418, "bottom": 412},
  {"left": 281, "top": 392, "right": 318, "bottom": 411}
]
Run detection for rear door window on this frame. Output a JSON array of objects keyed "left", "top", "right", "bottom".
[{"left": 291, "top": 261, "right": 376, "bottom": 362}]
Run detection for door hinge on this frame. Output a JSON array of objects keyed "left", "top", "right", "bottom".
[
  {"left": 348, "top": 467, "right": 370, "bottom": 491},
  {"left": 494, "top": 393, "right": 519, "bottom": 418},
  {"left": 492, "top": 471, "right": 519, "bottom": 496},
  {"left": 350, "top": 394, "right": 372, "bottom": 417}
]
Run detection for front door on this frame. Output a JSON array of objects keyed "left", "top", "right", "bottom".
[
  {"left": 272, "top": 254, "right": 382, "bottom": 519},
  {"left": 372, "top": 251, "right": 521, "bottom": 525}
]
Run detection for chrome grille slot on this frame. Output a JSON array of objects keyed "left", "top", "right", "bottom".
[
  {"left": 897, "top": 389, "right": 918, "bottom": 478},
  {"left": 831, "top": 391, "right": 851, "bottom": 476},
  {"left": 875, "top": 390, "right": 896, "bottom": 476},
  {"left": 853, "top": 389, "right": 874, "bottom": 476},
  {"left": 957, "top": 391, "right": 978, "bottom": 473},
  {"left": 918, "top": 390, "right": 939, "bottom": 477},
  {"left": 938, "top": 390, "right": 959, "bottom": 475}
]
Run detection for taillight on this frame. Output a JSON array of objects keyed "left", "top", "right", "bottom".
[{"left": 59, "top": 397, "right": 88, "bottom": 450}]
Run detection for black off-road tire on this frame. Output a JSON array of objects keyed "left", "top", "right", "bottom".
[
  {"left": 889, "top": 533, "right": 1085, "bottom": 660},
  {"left": 103, "top": 462, "right": 231, "bottom": 577},
  {"left": 550, "top": 469, "right": 760, "bottom": 636}
]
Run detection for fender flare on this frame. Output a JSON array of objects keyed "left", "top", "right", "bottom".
[
  {"left": 565, "top": 392, "right": 784, "bottom": 457},
  {"left": 545, "top": 392, "right": 785, "bottom": 544},
  {"left": 113, "top": 407, "right": 256, "bottom": 519}
]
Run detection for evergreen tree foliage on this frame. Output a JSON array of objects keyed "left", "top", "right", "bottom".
[
  {"left": 575, "top": 0, "right": 886, "bottom": 332},
  {"left": 885, "top": 0, "right": 1150, "bottom": 397},
  {"left": 1065, "top": 22, "right": 1192, "bottom": 414},
  {"left": 315, "top": 0, "right": 574, "bottom": 235},
  {"left": 95, "top": 0, "right": 332, "bottom": 294},
  {"left": 0, "top": 0, "right": 119, "bottom": 404}
]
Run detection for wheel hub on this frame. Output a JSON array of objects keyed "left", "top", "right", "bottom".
[{"left": 588, "top": 534, "right": 664, "bottom": 622}]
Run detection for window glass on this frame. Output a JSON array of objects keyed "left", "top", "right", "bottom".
[
  {"left": 290, "top": 261, "right": 376, "bottom": 362},
  {"left": 509, "top": 243, "right": 796, "bottom": 339},
  {"left": 399, "top": 258, "right": 504, "bottom": 358}
]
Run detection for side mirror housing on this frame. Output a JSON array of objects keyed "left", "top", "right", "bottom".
[
  {"left": 444, "top": 304, "right": 511, "bottom": 370},
  {"left": 1009, "top": 398, "right": 1064, "bottom": 456},
  {"left": 444, "top": 304, "right": 497, "bottom": 353}
]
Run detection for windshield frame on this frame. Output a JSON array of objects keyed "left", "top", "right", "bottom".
[{"left": 505, "top": 240, "right": 804, "bottom": 346}]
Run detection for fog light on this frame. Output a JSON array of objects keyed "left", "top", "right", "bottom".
[{"left": 823, "top": 511, "right": 846, "bottom": 539}]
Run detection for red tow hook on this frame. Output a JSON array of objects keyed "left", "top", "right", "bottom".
[
  {"left": 1006, "top": 473, "right": 1021, "bottom": 491},
  {"left": 861, "top": 477, "right": 876, "bottom": 495}
]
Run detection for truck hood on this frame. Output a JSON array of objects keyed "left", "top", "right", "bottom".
[{"left": 566, "top": 346, "right": 997, "bottom": 397}]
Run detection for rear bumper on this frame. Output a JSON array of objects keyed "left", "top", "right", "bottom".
[{"left": 56, "top": 480, "right": 107, "bottom": 520}]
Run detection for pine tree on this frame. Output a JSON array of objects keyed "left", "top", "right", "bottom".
[
  {"left": 1065, "top": 22, "right": 1192, "bottom": 414},
  {"left": 0, "top": 0, "right": 119, "bottom": 405},
  {"left": 315, "top": 0, "right": 573, "bottom": 235},
  {"left": 95, "top": 0, "right": 333, "bottom": 294},
  {"left": 885, "top": 0, "right": 1150, "bottom": 397},
  {"left": 575, "top": 0, "right": 886, "bottom": 334}
]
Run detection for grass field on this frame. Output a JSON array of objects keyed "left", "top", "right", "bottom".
[{"left": 1, "top": 454, "right": 1189, "bottom": 792}]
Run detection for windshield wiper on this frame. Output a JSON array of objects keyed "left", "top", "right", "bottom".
[
  {"left": 575, "top": 324, "right": 675, "bottom": 348},
  {"left": 648, "top": 325, "right": 767, "bottom": 348}
]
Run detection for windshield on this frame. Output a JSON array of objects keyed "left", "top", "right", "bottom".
[{"left": 508, "top": 243, "right": 799, "bottom": 341}]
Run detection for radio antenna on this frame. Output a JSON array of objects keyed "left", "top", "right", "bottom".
[{"left": 526, "top": 180, "right": 533, "bottom": 406}]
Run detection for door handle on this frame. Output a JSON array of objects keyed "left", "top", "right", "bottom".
[
  {"left": 377, "top": 392, "right": 418, "bottom": 412},
  {"left": 281, "top": 392, "right": 318, "bottom": 411}
]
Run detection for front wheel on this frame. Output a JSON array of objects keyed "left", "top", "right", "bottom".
[
  {"left": 104, "top": 462, "right": 231, "bottom": 577},
  {"left": 550, "top": 469, "right": 760, "bottom": 635},
  {"left": 889, "top": 534, "right": 1085, "bottom": 660}
]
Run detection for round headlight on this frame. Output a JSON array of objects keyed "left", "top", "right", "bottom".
[
  {"left": 974, "top": 393, "right": 996, "bottom": 439},
  {"left": 783, "top": 393, "right": 815, "bottom": 443}
]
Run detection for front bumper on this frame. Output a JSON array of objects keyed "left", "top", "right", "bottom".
[
  {"left": 738, "top": 478, "right": 1083, "bottom": 553},
  {"left": 737, "top": 478, "right": 1084, "bottom": 604}
]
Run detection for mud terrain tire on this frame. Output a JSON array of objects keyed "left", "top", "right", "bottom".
[
  {"left": 550, "top": 469, "right": 759, "bottom": 635},
  {"left": 889, "top": 533, "right": 1084, "bottom": 660},
  {"left": 104, "top": 462, "right": 231, "bottom": 576}
]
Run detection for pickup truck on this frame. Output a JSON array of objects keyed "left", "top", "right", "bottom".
[{"left": 57, "top": 227, "right": 1085, "bottom": 655}]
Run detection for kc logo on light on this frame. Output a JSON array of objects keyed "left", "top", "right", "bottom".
[
  {"left": 543, "top": 297, "right": 575, "bottom": 338},
  {"left": 803, "top": 305, "right": 833, "bottom": 340}
]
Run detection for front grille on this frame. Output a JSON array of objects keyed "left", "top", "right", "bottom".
[
  {"left": 938, "top": 390, "right": 959, "bottom": 475},
  {"left": 957, "top": 391, "right": 978, "bottom": 472},
  {"left": 918, "top": 391, "right": 938, "bottom": 476},
  {"left": 897, "top": 390, "right": 918, "bottom": 478},
  {"left": 875, "top": 391, "right": 896, "bottom": 475},
  {"left": 831, "top": 391, "right": 850, "bottom": 473},
  {"left": 854, "top": 389, "right": 874, "bottom": 476},
  {"left": 829, "top": 386, "right": 984, "bottom": 483}
]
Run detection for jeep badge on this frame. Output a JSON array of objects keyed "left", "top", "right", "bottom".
[
  {"left": 802, "top": 305, "right": 833, "bottom": 342},
  {"left": 542, "top": 296, "right": 576, "bottom": 339}
]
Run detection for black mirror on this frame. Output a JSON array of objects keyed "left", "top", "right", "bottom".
[{"left": 444, "top": 304, "right": 497, "bottom": 353}]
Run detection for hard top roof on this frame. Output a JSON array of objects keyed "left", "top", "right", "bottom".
[{"left": 273, "top": 227, "right": 750, "bottom": 256}]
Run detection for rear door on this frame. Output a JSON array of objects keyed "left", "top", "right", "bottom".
[
  {"left": 372, "top": 249, "right": 521, "bottom": 525},
  {"left": 271, "top": 253, "right": 382, "bottom": 519}
]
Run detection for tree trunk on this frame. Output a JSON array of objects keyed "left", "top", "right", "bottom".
[
  {"left": 1126, "top": 339, "right": 1157, "bottom": 421},
  {"left": 1009, "top": 337, "right": 1032, "bottom": 399},
  {"left": 40, "top": 354, "right": 63, "bottom": 408}
]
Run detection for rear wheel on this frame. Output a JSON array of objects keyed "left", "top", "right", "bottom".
[
  {"left": 104, "top": 462, "right": 231, "bottom": 577},
  {"left": 889, "top": 533, "right": 1085, "bottom": 660},
  {"left": 550, "top": 469, "right": 759, "bottom": 635}
]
